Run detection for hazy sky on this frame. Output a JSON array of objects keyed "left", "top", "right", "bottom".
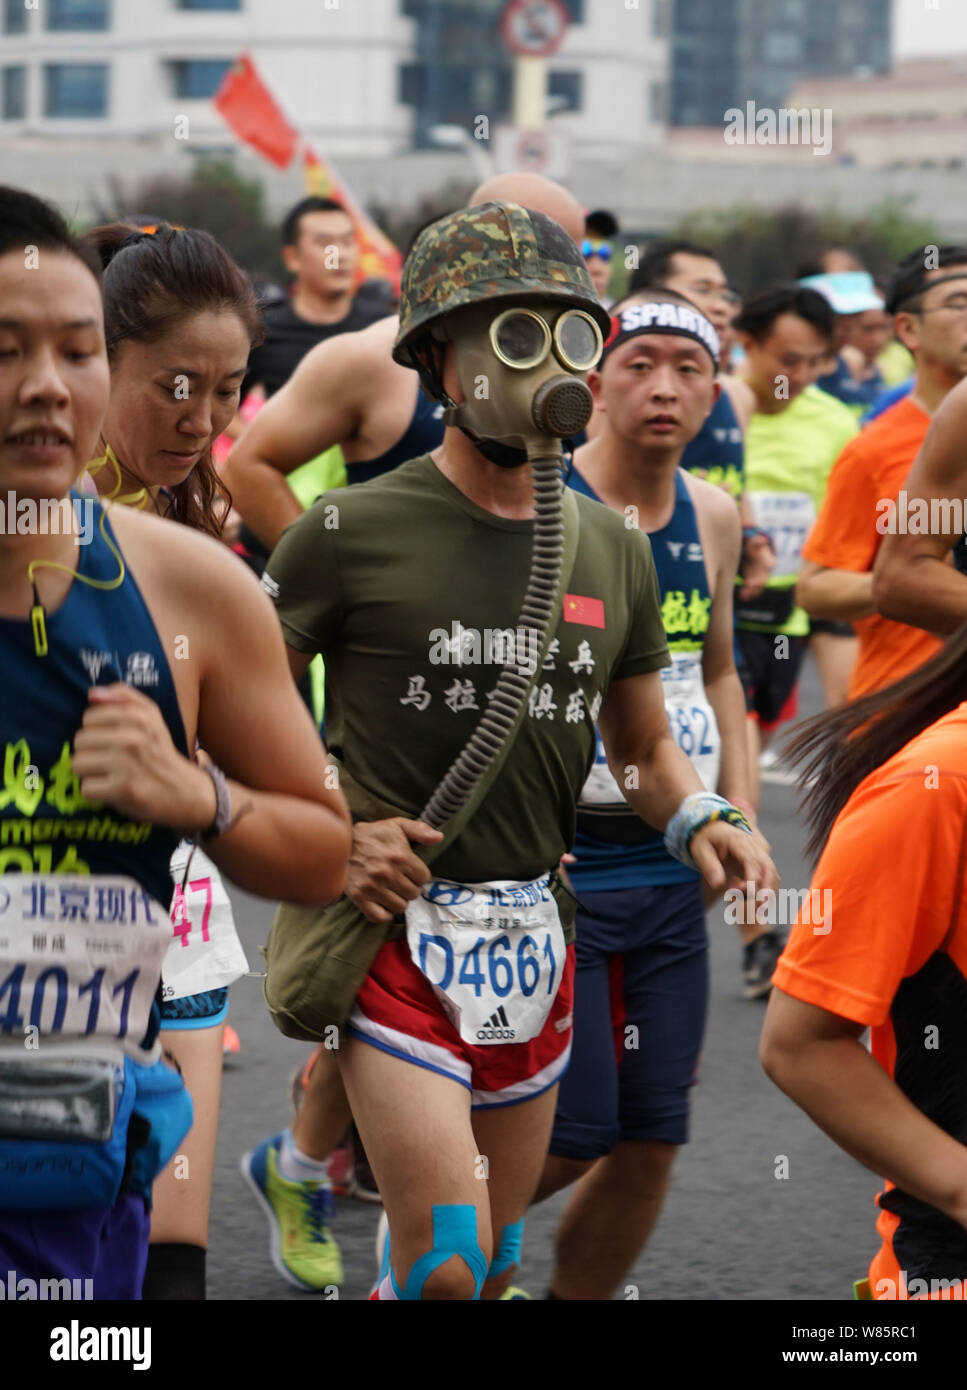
[{"left": 895, "top": 0, "right": 967, "bottom": 56}]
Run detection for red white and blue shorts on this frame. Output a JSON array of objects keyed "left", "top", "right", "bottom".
[{"left": 348, "top": 938, "right": 575, "bottom": 1109}]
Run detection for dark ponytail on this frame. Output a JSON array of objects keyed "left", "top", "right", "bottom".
[
  {"left": 787, "top": 624, "right": 967, "bottom": 864},
  {"left": 84, "top": 221, "right": 262, "bottom": 539}
]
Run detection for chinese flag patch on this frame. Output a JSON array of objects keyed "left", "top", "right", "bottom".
[{"left": 563, "top": 594, "right": 605, "bottom": 628}]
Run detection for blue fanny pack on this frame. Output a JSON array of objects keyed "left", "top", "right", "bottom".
[{"left": 0, "top": 1055, "right": 193, "bottom": 1212}]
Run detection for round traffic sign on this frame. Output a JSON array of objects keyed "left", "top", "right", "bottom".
[{"left": 500, "top": 0, "right": 569, "bottom": 58}]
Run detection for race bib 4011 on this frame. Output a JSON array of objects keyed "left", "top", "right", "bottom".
[
  {"left": 406, "top": 875, "right": 565, "bottom": 1046},
  {"left": 0, "top": 874, "right": 167, "bottom": 1059}
]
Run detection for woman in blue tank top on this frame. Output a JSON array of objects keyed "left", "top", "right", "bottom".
[
  {"left": 82, "top": 216, "right": 285, "bottom": 1299},
  {"left": 0, "top": 186, "right": 351, "bottom": 1298}
]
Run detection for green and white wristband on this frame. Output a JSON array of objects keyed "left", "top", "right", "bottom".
[{"left": 664, "top": 792, "right": 753, "bottom": 871}]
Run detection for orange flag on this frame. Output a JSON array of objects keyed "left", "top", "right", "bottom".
[
  {"left": 304, "top": 147, "right": 402, "bottom": 294},
  {"left": 214, "top": 55, "right": 298, "bottom": 169}
]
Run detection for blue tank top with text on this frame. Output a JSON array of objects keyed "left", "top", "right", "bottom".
[
  {"left": 0, "top": 498, "right": 187, "bottom": 908},
  {"left": 567, "top": 467, "right": 713, "bottom": 889}
]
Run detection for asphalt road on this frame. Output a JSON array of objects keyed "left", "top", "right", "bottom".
[{"left": 207, "top": 657, "right": 878, "bottom": 1301}]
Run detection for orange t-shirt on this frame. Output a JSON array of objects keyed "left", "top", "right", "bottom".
[
  {"left": 801, "top": 397, "right": 942, "bottom": 698},
  {"left": 773, "top": 705, "right": 967, "bottom": 1300}
]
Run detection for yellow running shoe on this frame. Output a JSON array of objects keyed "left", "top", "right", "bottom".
[{"left": 241, "top": 1133, "right": 344, "bottom": 1290}]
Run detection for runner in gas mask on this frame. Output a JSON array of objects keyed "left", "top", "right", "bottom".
[{"left": 255, "top": 201, "right": 778, "bottom": 1300}]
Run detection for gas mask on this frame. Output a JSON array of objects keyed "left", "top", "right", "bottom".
[{"left": 430, "top": 302, "right": 603, "bottom": 467}]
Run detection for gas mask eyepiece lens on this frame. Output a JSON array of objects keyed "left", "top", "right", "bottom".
[
  {"left": 490, "top": 309, "right": 552, "bottom": 369},
  {"left": 553, "top": 311, "right": 604, "bottom": 372}
]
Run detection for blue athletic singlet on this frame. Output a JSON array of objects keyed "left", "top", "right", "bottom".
[
  {"left": 681, "top": 390, "right": 744, "bottom": 500},
  {"left": 0, "top": 498, "right": 187, "bottom": 908},
  {"left": 816, "top": 354, "right": 885, "bottom": 415},
  {"left": 567, "top": 467, "right": 716, "bottom": 889},
  {"left": 862, "top": 378, "right": 913, "bottom": 424},
  {"left": 348, "top": 389, "right": 445, "bottom": 484}
]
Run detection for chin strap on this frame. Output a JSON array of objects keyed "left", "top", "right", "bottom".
[
  {"left": 411, "top": 339, "right": 455, "bottom": 415},
  {"left": 458, "top": 429, "right": 529, "bottom": 469}
]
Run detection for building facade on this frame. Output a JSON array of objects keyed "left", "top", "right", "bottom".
[
  {"left": 670, "top": 0, "right": 892, "bottom": 128},
  {"left": 0, "top": 0, "right": 667, "bottom": 160}
]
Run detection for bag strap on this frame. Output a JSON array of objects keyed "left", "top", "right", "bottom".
[{"left": 331, "top": 485, "right": 581, "bottom": 868}]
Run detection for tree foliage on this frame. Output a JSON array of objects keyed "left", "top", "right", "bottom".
[
  {"left": 87, "top": 158, "right": 285, "bottom": 286},
  {"left": 667, "top": 201, "right": 942, "bottom": 293}
]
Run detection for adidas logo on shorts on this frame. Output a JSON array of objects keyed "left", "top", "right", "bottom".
[{"left": 476, "top": 1005, "right": 516, "bottom": 1042}]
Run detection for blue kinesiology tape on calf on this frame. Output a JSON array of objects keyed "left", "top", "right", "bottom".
[
  {"left": 389, "top": 1204, "right": 489, "bottom": 1300},
  {"left": 488, "top": 1217, "right": 525, "bottom": 1277}
]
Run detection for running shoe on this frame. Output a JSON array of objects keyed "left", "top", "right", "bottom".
[
  {"left": 498, "top": 1286, "right": 532, "bottom": 1300},
  {"left": 241, "top": 1133, "right": 344, "bottom": 1290},
  {"left": 222, "top": 1024, "right": 241, "bottom": 1058},
  {"left": 742, "top": 928, "right": 785, "bottom": 1000}
]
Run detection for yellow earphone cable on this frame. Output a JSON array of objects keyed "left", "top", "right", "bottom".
[{"left": 28, "top": 445, "right": 150, "bottom": 656}]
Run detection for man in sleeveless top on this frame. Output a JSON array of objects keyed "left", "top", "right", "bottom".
[{"left": 529, "top": 290, "right": 759, "bottom": 1299}]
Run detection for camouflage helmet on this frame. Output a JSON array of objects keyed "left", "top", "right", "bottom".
[{"left": 393, "top": 201, "right": 612, "bottom": 369}]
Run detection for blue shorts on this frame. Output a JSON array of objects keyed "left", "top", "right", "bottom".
[
  {"left": 550, "top": 880, "right": 708, "bottom": 1157},
  {"left": 0, "top": 1193, "right": 149, "bottom": 1299},
  {"left": 159, "top": 987, "right": 229, "bottom": 1030}
]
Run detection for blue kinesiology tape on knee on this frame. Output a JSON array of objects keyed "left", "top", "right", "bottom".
[
  {"left": 389, "top": 1204, "right": 488, "bottom": 1301},
  {"left": 488, "top": 1218, "right": 525, "bottom": 1277}
]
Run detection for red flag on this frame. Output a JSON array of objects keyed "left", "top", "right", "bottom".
[
  {"left": 304, "top": 147, "right": 402, "bottom": 294},
  {"left": 563, "top": 594, "right": 606, "bottom": 628},
  {"left": 213, "top": 55, "right": 298, "bottom": 169}
]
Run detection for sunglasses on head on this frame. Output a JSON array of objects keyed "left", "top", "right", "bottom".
[{"left": 582, "top": 239, "right": 613, "bottom": 262}]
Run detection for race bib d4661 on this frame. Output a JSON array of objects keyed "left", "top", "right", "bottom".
[{"left": 406, "top": 875, "right": 565, "bottom": 1046}]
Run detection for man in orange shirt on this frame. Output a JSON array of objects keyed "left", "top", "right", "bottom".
[{"left": 797, "top": 245, "right": 967, "bottom": 698}]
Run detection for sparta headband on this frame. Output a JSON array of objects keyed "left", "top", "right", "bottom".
[{"left": 601, "top": 301, "right": 721, "bottom": 367}]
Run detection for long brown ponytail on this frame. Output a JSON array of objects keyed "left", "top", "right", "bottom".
[{"left": 84, "top": 221, "right": 262, "bottom": 538}]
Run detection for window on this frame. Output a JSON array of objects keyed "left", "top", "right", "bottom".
[
  {"left": 3, "top": 0, "right": 27, "bottom": 35},
  {"left": 652, "top": 0, "right": 671, "bottom": 38},
  {"left": 398, "top": 63, "right": 420, "bottom": 108},
  {"left": 560, "top": 0, "right": 584, "bottom": 23},
  {"left": 763, "top": 31, "right": 802, "bottom": 63},
  {"left": 46, "top": 0, "right": 110, "bottom": 30},
  {"left": 649, "top": 79, "right": 668, "bottom": 123},
  {"left": 177, "top": 0, "right": 242, "bottom": 10},
  {"left": 44, "top": 64, "right": 108, "bottom": 117},
  {"left": 548, "top": 69, "right": 582, "bottom": 113},
  {"left": 171, "top": 59, "right": 233, "bottom": 98},
  {"left": 2, "top": 66, "right": 25, "bottom": 119}
]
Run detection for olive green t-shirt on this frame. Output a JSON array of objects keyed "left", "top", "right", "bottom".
[{"left": 264, "top": 454, "right": 670, "bottom": 883}]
